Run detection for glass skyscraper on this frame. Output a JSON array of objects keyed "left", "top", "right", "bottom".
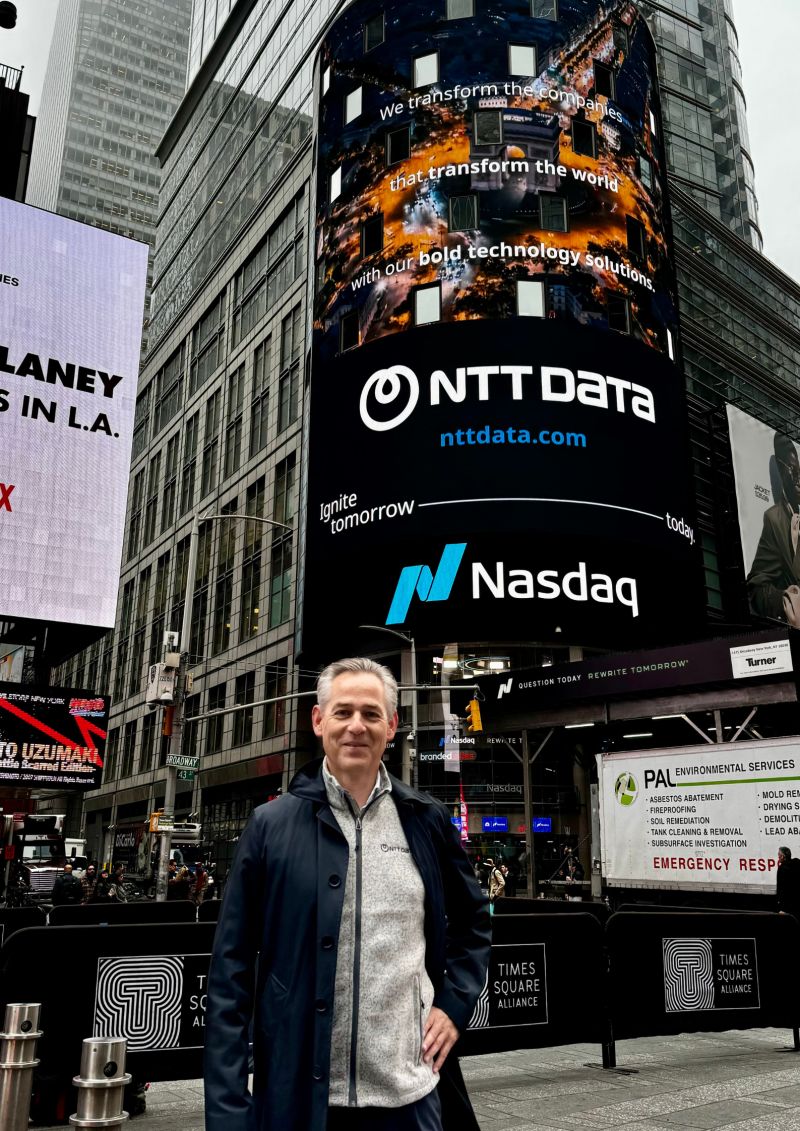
[
  {"left": 54, "top": 0, "right": 800, "bottom": 882},
  {"left": 26, "top": 0, "right": 192, "bottom": 350}
]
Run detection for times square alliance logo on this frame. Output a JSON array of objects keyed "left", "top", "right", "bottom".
[{"left": 385, "top": 543, "right": 640, "bottom": 625}]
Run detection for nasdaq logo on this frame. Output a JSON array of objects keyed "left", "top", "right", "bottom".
[{"left": 386, "top": 543, "right": 467, "bottom": 625}]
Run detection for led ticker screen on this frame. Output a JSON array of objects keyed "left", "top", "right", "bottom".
[
  {"left": 0, "top": 682, "right": 109, "bottom": 790},
  {"left": 302, "top": 0, "right": 701, "bottom": 658},
  {"left": 0, "top": 199, "right": 148, "bottom": 628}
]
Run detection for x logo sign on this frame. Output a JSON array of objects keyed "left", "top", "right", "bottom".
[{"left": 0, "top": 484, "right": 14, "bottom": 512}]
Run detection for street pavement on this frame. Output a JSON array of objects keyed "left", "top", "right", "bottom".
[{"left": 36, "top": 1028, "right": 800, "bottom": 1129}]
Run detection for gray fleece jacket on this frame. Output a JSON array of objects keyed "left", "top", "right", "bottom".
[{"left": 323, "top": 758, "right": 437, "bottom": 1108}]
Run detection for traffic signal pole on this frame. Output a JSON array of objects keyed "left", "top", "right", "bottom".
[{"left": 155, "top": 513, "right": 200, "bottom": 902}]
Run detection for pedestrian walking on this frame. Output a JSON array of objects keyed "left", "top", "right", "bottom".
[
  {"left": 205, "top": 656, "right": 490, "bottom": 1131},
  {"left": 777, "top": 845, "right": 800, "bottom": 917},
  {"left": 190, "top": 862, "right": 209, "bottom": 906},
  {"left": 81, "top": 864, "right": 98, "bottom": 904},
  {"left": 112, "top": 864, "right": 128, "bottom": 901},
  {"left": 488, "top": 858, "right": 505, "bottom": 905},
  {"left": 51, "top": 863, "right": 83, "bottom": 905},
  {"left": 90, "top": 869, "right": 115, "bottom": 902}
]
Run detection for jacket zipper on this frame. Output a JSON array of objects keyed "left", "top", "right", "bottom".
[{"left": 348, "top": 811, "right": 363, "bottom": 1106}]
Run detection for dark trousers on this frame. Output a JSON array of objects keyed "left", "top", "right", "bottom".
[{"left": 327, "top": 1087, "right": 442, "bottom": 1130}]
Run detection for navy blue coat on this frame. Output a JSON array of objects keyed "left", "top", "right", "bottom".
[{"left": 204, "top": 759, "right": 491, "bottom": 1131}]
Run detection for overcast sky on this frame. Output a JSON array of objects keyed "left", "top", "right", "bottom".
[{"left": 3, "top": 0, "right": 799, "bottom": 282}]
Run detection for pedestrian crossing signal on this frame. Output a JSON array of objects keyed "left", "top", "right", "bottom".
[{"left": 465, "top": 699, "right": 483, "bottom": 733}]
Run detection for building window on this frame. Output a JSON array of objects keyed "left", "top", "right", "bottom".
[
  {"left": 608, "top": 295, "right": 630, "bottom": 334},
  {"left": 200, "top": 390, "right": 221, "bottom": 498},
  {"left": 386, "top": 125, "right": 410, "bottom": 165},
  {"left": 232, "top": 672, "right": 255, "bottom": 746},
  {"left": 269, "top": 534, "right": 293, "bottom": 627},
  {"left": 274, "top": 453, "right": 296, "bottom": 527},
  {"left": 120, "top": 719, "right": 137, "bottom": 779},
  {"left": 594, "top": 61, "right": 615, "bottom": 100},
  {"left": 278, "top": 306, "right": 301, "bottom": 434},
  {"left": 474, "top": 110, "right": 502, "bottom": 145},
  {"left": 667, "top": 327, "right": 676, "bottom": 361},
  {"left": 224, "top": 365, "right": 246, "bottom": 478},
  {"left": 330, "top": 166, "right": 342, "bottom": 203},
  {"left": 240, "top": 477, "right": 265, "bottom": 640},
  {"left": 183, "top": 693, "right": 200, "bottom": 760},
  {"left": 189, "top": 294, "right": 224, "bottom": 397},
  {"left": 322, "top": 66, "right": 331, "bottom": 95},
  {"left": 649, "top": 109, "right": 657, "bottom": 137},
  {"left": 361, "top": 213, "right": 384, "bottom": 257},
  {"left": 363, "top": 12, "right": 384, "bottom": 52},
  {"left": 126, "top": 470, "right": 145, "bottom": 562},
  {"left": 264, "top": 658, "right": 288, "bottom": 738},
  {"left": 149, "top": 550, "right": 170, "bottom": 666},
  {"left": 140, "top": 712, "right": 157, "bottom": 773},
  {"left": 572, "top": 119, "right": 597, "bottom": 158},
  {"left": 103, "top": 727, "right": 119, "bottom": 784},
  {"left": 212, "top": 500, "right": 237, "bottom": 657},
  {"left": 250, "top": 337, "right": 271, "bottom": 457},
  {"left": 414, "top": 284, "right": 441, "bottom": 326},
  {"left": 344, "top": 86, "right": 363, "bottom": 125},
  {"left": 539, "top": 195, "right": 569, "bottom": 232},
  {"left": 153, "top": 346, "right": 184, "bottom": 436},
  {"left": 161, "top": 432, "right": 180, "bottom": 533},
  {"left": 509, "top": 43, "right": 537, "bottom": 76},
  {"left": 206, "top": 682, "right": 226, "bottom": 755},
  {"left": 448, "top": 194, "right": 478, "bottom": 231},
  {"left": 517, "top": 280, "right": 546, "bottom": 317},
  {"left": 626, "top": 215, "right": 646, "bottom": 262},
  {"left": 531, "top": 0, "right": 557, "bottom": 17},
  {"left": 413, "top": 52, "right": 439, "bottom": 88},
  {"left": 180, "top": 412, "right": 199, "bottom": 515},
  {"left": 142, "top": 452, "right": 161, "bottom": 548},
  {"left": 638, "top": 154, "right": 653, "bottom": 191},
  {"left": 132, "top": 385, "right": 150, "bottom": 461},
  {"left": 340, "top": 311, "right": 360, "bottom": 352},
  {"left": 446, "top": 0, "right": 473, "bottom": 15}
]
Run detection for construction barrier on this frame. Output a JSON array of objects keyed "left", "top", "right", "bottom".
[
  {"left": 459, "top": 912, "right": 609, "bottom": 1057},
  {"left": 49, "top": 900, "right": 197, "bottom": 926},
  {"left": 0, "top": 907, "right": 46, "bottom": 947},
  {"left": 606, "top": 911, "right": 800, "bottom": 1041},
  {"left": 493, "top": 898, "right": 610, "bottom": 925}
]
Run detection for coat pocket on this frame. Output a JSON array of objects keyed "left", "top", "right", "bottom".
[{"left": 260, "top": 970, "right": 290, "bottom": 1043}]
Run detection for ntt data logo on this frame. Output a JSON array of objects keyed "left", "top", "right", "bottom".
[
  {"left": 614, "top": 772, "right": 638, "bottom": 806},
  {"left": 386, "top": 543, "right": 467, "bottom": 625}
]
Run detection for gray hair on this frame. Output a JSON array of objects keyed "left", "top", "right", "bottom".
[{"left": 316, "top": 657, "right": 398, "bottom": 717}]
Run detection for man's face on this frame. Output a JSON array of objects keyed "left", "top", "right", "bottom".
[
  {"left": 64, "top": 865, "right": 72, "bottom": 874},
  {"left": 780, "top": 447, "right": 800, "bottom": 506},
  {"left": 312, "top": 672, "right": 398, "bottom": 782}
]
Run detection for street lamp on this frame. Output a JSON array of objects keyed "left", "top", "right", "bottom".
[
  {"left": 359, "top": 624, "right": 417, "bottom": 788},
  {"left": 155, "top": 508, "right": 292, "bottom": 901}
]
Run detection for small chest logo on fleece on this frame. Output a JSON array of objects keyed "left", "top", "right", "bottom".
[{"left": 381, "top": 844, "right": 410, "bottom": 853}]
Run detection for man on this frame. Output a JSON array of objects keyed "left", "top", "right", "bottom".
[
  {"left": 90, "top": 869, "right": 115, "bottom": 902},
  {"left": 51, "top": 862, "right": 82, "bottom": 906},
  {"left": 167, "top": 858, "right": 191, "bottom": 900},
  {"left": 205, "top": 657, "right": 490, "bottom": 1131},
  {"left": 487, "top": 858, "right": 505, "bottom": 904},
  {"left": 80, "top": 864, "right": 98, "bottom": 904},
  {"left": 777, "top": 845, "right": 800, "bottom": 918},
  {"left": 747, "top": 434, "right": 800, "bottom": 622}
]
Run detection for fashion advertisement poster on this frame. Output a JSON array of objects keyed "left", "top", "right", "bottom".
[{"left": 727, "top": 404, "right": 800, "bottom": 625}]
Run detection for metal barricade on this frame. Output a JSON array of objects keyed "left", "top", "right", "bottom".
[
  {"left": 0, "top": 1002, "right": 42, "bottom": 1131},
  {"left": 70, "top": 1036, "right": 131, "bottom": 1129}
]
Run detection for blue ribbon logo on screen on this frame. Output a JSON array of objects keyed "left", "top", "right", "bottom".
[{"left": 386, "top": 543, "right": 467, "bottom": 625}]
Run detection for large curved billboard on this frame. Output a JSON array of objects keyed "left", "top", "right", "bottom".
[{"left": 301, "top": 0, "right": 701, "bottom": 656}]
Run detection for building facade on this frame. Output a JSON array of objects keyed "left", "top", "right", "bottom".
[
  {"left": 0, "top": 63, "right": 35, "bottom": 201},
  {"left": 54, "top": 0, "right": 800, "bottom": 885},
  {"left": 26, "top": 0, "right": 192, "bottom": 351}
]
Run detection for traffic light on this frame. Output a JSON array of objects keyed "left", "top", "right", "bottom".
[{"left": 465, "top": 698, "right": 483, "bottom": 733}]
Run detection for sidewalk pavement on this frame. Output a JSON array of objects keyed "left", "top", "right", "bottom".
[{"left": 37, "top": 1028, "right": 800, "bottom": 1130}]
